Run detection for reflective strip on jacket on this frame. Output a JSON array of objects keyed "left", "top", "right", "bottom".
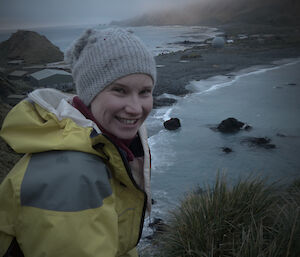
[{"left": 0, "top": 89, "right": 151, "bottom": 257}]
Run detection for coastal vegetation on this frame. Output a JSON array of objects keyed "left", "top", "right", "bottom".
[{"left": 142, "top": 175, "right": 300, "bottom": 257}]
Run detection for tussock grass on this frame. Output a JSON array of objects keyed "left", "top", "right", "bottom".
[{"left": 154, "top": 175, "right": 300, "bottom": 257}]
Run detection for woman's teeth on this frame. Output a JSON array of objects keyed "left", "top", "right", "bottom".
[{"left": 118, "top": 118, "right": 137, "bottom": 124}]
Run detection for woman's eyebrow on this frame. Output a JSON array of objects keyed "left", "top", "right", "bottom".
[
  {"left": 112, "top": 82, "right": 127, "bottom": 87},
  {"left": 111, "top": 83, "right": 153, "bottom": 88},
  {"left": 143, "top": 86, "right": 154, "bottom": 90}
]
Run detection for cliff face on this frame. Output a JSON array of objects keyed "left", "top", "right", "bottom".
[
  {"left": 112, "top": 0, "right": 300, "bottom": 27},
  {"left": 0, "top": 30, "right": 64, "bottom": 65}
]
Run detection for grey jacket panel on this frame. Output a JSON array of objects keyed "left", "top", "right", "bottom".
[{"left": 21, "top": 150, "right": 112, "bottom": 211}]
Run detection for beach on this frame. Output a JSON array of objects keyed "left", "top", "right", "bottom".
[{"left": 153, "top": 24, "right": 300, "bottom": 101}]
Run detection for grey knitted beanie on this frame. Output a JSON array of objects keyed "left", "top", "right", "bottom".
[{"left": 64, "top": 27, "right": 157, "bottom": 106}]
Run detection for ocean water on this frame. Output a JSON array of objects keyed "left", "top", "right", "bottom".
[
  {"left": 144, "top": 59, "right": 300, "bottom": 237},
  {"left": 0, "top": 24, "right": 220, "bottom": 55}
]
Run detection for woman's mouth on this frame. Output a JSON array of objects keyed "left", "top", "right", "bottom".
[{"left": 117, "top": 117, "right": 138, "bottom": 125}]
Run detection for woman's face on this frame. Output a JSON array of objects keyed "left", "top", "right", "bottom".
[{"left": 90, "top": 74, "right": 154, "bottom": 139}]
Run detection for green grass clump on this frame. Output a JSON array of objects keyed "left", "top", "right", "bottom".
[{"left": 155, "top": 175, "right": 300, "bottom": 257}]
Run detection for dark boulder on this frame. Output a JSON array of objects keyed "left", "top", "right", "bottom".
[
  {"left": 146, "top": 218, "right": 168, "bottom": 240},
  {"left": 217, "top": 117, "right": 245, "bottom": 133},
  {"left": 244, "top": 125, "right": 253, "bottom": 131},
  {"left": 182, "top": 40, "right": 197, "bottom": 45},
  {"left": 276, "top": 133, "right": 287, "bottom": 137},
  {"left": 180, "top": 52, "right": 202, "bottom": 60},
  {"left": 164, "top": 118, "right": 181, "bottom": 130},
  {"left": 146, "top": 218, "right": 168, "bottom": 239},
  {"left": 149, "top": 218, "right": 167, "bottom": 232},
  {"left": 242, "top": 137, "right": 276, "bottom": 149},
  {"left": 222, "top": 147, "right": 233, "bottom": 153}
]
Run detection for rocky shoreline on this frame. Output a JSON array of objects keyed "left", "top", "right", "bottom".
[{"left": 153, "top": 23, "right": 300, "bottom": 106}]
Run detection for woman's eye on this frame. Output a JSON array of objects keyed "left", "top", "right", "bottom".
[
  {"left": 140, "top": 89, "right": 152, "bottom": 95},
  {"left": 112, "top": 87, "right": 125, "bottom": 94}
]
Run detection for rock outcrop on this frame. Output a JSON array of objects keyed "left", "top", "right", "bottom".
[
  {"left": 217, "top": 117, "right": 251, "bottom": 133},
  {"left": 164, "top": 118, "right": 181, "bottom": 130},
  {"left": 0, "top": 30, "right": 64, "bottom": 65},
  {"left": 221, "top": 147, "right": 233, "bottom": 153},
  {"left": 146, "top": 218, "right": 168, "bottom": 240},
  {"left": 241, "top": 137, "right": 276, "bottom": 149}
]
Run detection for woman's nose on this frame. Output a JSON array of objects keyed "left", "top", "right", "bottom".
[{"left": 124, "top": 95, "right": 142, "bottom": 114}]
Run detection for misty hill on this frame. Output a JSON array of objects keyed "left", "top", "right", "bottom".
[
  {"left": 0, "top": 30, "right": 63, "bottom": 65},
  {"left": 111, "top": 0, "right": 300, "bottom": 27}
]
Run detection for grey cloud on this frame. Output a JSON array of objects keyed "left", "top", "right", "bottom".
[{"left": 0, "top": 0, "right": 204, "bottom": 28}]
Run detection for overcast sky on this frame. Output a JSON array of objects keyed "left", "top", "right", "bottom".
[{"left": 0, "top": 0, "right": 201, "bottom": 29}]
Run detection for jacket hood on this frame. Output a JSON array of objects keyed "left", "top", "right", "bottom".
[{"left": 0, "top": 88, "right": 102, "bottom": 154}]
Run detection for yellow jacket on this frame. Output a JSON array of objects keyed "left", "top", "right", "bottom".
[{"left": 0, "top": 89, "right": 152, "bottom": 257}]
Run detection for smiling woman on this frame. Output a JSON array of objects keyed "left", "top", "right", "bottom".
[
  {"left": 0, "top": 28, "right": 157, "bottom": 257},
  {"left": 91, "top": 74, "right": 154, "bottom": 140}
]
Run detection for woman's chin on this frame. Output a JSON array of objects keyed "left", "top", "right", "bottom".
[{"left": 111, "top": 128, "right": 138, "bottom": 140}]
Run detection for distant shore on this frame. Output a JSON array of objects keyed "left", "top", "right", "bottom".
[{"left": 153, "top": 23, "right": 300, "bottom": 106}]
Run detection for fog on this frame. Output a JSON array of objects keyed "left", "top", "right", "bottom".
[{"left": 0, "top": 0, "right": 203, "bottom": 29}]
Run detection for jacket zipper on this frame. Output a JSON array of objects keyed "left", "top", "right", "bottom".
[{"left": 103, "top": 135, "right": 148, "bottom": 246}]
